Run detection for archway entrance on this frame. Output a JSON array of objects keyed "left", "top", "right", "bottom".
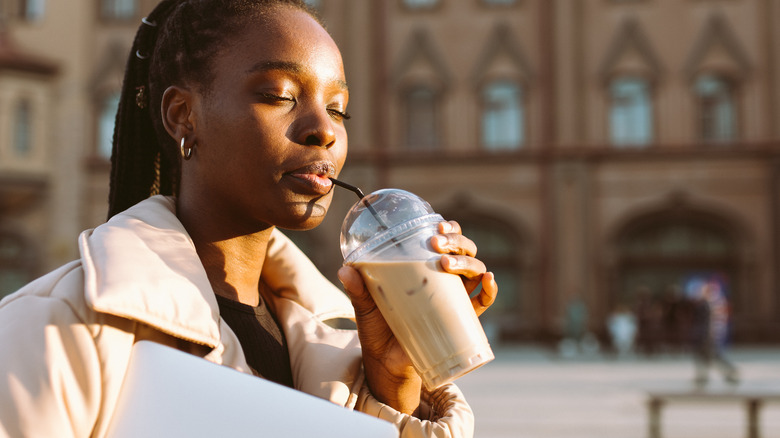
[
  {"left": 617, "top": 219, "right": 737, "bottom": 302},
  {"left": 611, "top": 209, "right": 742, "bottom": 350}
]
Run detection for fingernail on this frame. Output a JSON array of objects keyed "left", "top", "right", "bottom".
[
  {"left": 443, "top": 254, "right": 458, "bottom": 268},
  {"left": 432, "top": 235, "right": 446, "bottom": 247}
]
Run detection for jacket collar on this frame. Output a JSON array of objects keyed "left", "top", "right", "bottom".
[{"left": 79, "top": 196, "right": 221, "bottom": 348}]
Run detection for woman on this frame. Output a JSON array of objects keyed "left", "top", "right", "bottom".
[{"left": 0, "top": 1, "right": 497, "bottom": 437}]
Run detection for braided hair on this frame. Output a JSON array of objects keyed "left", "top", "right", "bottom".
[{"left": 108, "top": 0, "right": 319, "bottom": 218}]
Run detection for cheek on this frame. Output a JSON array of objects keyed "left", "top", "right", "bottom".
[
  {"left": 196, "top": 108, "right": 241, "bottom": 155},
  {"left": 334, "top": 129, "right": 349, "bottom": 169},
  {"left": 202, "top": 113, "right": 280, "bottom": 163}
]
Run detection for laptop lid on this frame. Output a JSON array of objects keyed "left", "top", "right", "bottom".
[{"left": 106, "top": 341, "right": 398, "bottom": 438}]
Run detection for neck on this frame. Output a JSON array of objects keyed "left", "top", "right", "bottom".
[
  {"left": 196, "top": 231, "right": 273, "bottom": 307},
  {"left": 177, "top": 201, "right": 273, "bottom": 307}
]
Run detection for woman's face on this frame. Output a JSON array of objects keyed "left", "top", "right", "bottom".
[{"left": 181, "top": 6, "right": 348, "bottom": 232}]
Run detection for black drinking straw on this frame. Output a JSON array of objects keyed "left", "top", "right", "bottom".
[
  {"left": 329, "top": 177, "right": 389, "bottom": 230},
  {"left": 329, "top": 177, "right": 366, "bottom": 199}
]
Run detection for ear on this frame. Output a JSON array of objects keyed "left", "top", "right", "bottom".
[{"left": 161, "top": 85, "right": 195, "bottom": 141}]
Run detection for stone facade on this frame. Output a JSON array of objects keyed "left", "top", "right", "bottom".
[{"left": 1, "top": 0, "right": 779, "bottom": 343}]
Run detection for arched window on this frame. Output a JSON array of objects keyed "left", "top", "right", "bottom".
[
  {"left": 13, "top": 99, "right": 32, "bottom": 157},
  {"left": 695, "top": 74, "right": 737, "bottom": 142},
  {"left": 19, "top": 0, "right": 46, "bottom": 21},
  {"left": 481, "top": 80, "right": 523, "bottom": 151},
  {"left": 402, "top": 0, "right": 439, "bottom": 9},
  {"left": 404, "top": 85, "right": 438, "bottom": 150},
  {"left": 609, "top": 77, "right": 653, "bottom": 147},
  {"left": 98, "top": 92, "right": 121, "bottom": 159},
  {"left": 100, "top": 0, "right": 136, "bottom": 20}
]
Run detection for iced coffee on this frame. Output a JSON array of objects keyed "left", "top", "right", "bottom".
[
  {"left": 339, "top": 188, "right": 494, "bottom": 390},
  {"left": 353, "top": 259, "right": 494, "bottom": 389}
]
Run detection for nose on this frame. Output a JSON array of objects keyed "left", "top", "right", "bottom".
[{"left": 294, "top": 107, "right": 337, "bottom": 148}]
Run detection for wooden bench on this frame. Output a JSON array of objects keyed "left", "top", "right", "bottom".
[{"left": 647, "top": 389, "right": 780, "bottom": 438}]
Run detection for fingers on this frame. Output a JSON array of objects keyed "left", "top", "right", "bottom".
[
  {"left": 438, "top": 220, "right": 461, "bottom": 235},
  {"left": 471, "top": 272, "right": 498, "bottom": 317},
  {"left": 440, "top": 254, "right": 486, "bottom": 280},
  {"left": 440, "top": 254, "right": 497, "bottom": 316},
  {"left": 435, "top": 220, "right": 497, "bottom": 316},
  {"left": 431, "top": 233, "right": 477, "bottom": 257}
]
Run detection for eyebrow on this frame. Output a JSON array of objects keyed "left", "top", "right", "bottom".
[{"left": 246, "top": 60, "right": 349, "bottom": 91}]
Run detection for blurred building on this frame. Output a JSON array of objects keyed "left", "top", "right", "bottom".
[{"left": 1, "top": 0, "right": 779, "bottom": 343}]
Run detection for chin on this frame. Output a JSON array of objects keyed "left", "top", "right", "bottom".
[
  {"left": 282, "top": 208, "right": 328, "bottom": 231},
  {"left": 272, "top": 196, "right": 332, "bottom": 230},
  {"left": 279, "top": 218, "right": 324, "bottom": 232}
]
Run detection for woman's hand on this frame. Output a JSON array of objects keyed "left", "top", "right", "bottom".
[
  {"left": 337, "top": 220, "right": 498, "bottom": 415},
  {"left": 338, "top": 266, "right": 422, "bottom": 414},
  {"left": 432, "top": 221, "right": 498, "bottom": 316}
]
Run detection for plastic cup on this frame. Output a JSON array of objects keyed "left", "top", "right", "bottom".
[{"left": 340, "top": 188, "right": 494, "bottom": 390}]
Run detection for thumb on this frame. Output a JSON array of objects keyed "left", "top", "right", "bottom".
[{"left": 338, "top": 265, "right": 376, "bottom": 315}]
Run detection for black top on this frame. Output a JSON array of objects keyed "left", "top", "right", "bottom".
[{"left": 215, "top": 293, "right": 294, "bottom": 388}]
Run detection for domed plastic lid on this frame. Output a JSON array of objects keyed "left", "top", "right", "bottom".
[{"left": 340, "top": 188, "right": 442, "bottom": 263}]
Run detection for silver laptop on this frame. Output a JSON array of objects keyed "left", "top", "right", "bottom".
[{"left": 106, "top": 341, "right": 398, "bottom": 438}]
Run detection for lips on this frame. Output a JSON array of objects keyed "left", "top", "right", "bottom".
[{"left": 286, "top": 161, "right": 336, "bottom": 195}]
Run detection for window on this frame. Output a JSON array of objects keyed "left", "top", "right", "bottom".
[
  {"left": 13, "top": 99, "right": 32, "bottom": 157},
  {"left": 402, "top": 0, "right": 439, "bottom": 9},
  {"left": 19, "top": 0, "right": 45, "bottom": 21},
  {"left": 695, "top": 75, "right": 737, "bottom": 142},
  {"left": 101, "top": 0, "right": 136, "bottom": 20},
  {"left": 405, "top": 85, "right": 438, "bottom": 150},
  {"left": 482, "top": 80, "right": 523, "bottom": 150},
  {"left": 97, "top": 92, "right": 121, "bottom": 159},
  {"left": 609, "top": 77, "right": 653, "bottom": 147},
  {"left": 302, "top": 0, "right": 321, "bottom": 9}
]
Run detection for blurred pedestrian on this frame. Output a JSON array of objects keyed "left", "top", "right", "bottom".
[
  {"left": 559, "top": 295, "right": 598, "bottom": 357},
  {"left": 607, "top": 304, "right": 637, "bottom": 358},
  {"left": 687, "top": 277, "right": 739, "bottom": 386}
]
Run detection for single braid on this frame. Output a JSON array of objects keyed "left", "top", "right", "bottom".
[
  {"left": 150, "top": 152, "right": 162, "bottom": 196},
  {"left": 108, "top": 0, "right": 319, "bottom": 219},
  {"left": 108, "top": 0, "right": 179, "bottom": 218}
]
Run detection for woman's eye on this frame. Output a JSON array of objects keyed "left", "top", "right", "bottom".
[
  {"left": 328, "top": 108, "right": 351, "bottom": 122},
  {"left": 259, "top": 92, "right": 295, "bottom": 104}
]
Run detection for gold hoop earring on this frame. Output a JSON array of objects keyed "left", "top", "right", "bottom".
[{"left": 180, "top": 137, "right": 193, "bottom": 160}]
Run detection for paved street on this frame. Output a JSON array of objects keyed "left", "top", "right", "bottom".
[{"left": 456, "top": 346, "right": 780, "bottom": 438}]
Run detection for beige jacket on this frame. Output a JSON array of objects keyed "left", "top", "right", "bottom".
[{"left": 0, "top": 196, "right": 473, "bottom": 438}]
